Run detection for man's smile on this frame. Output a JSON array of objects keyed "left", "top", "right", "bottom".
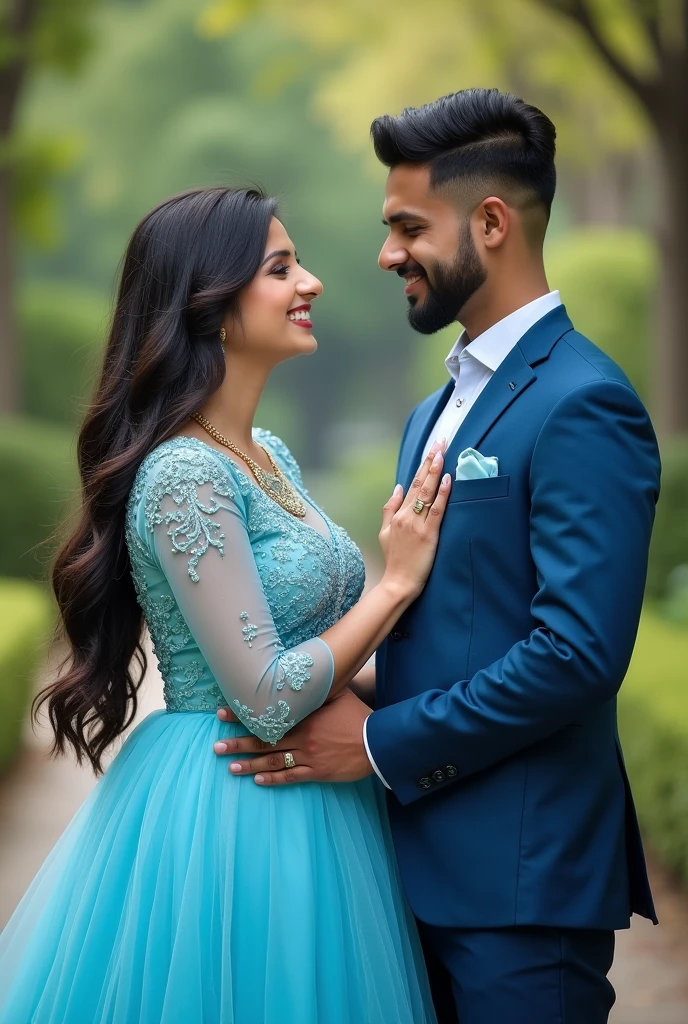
[{"left": 401, "top": 267, "right": 427, "bottom": 296}]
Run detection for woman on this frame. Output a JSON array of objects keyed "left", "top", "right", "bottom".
[{"left": 0, "top": 187, "right": 451, "bottom": 1023}]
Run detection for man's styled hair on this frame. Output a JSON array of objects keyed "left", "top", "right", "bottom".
[{"left": 371, "top": 88, "right": 557, "bottom": 220}]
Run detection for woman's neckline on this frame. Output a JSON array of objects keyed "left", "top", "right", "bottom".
[
  {"left": 167, "top": 427, "right": 275, "bottom": 479},
  {"left": 159, "top": 433, "right": 337, "bottom": 549}
]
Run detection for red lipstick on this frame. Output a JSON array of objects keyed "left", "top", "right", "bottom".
[{"left": 287, "top": 303, "right": 313, "bottom": 329}]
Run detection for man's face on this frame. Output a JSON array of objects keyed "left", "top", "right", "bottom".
[{"left": 379, "top": 164, "right": 486, "bottom": 334}]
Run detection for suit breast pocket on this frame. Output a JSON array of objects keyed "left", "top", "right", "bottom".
[{"left": 447, "top": 474, "right": 510, "bottom": 504}]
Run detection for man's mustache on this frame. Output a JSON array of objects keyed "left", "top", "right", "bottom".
[{"left": 396, "top": 261, "right": 426, "bottom": 280}]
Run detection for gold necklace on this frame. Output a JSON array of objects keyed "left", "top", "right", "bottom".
[{"left": 192, "top": 413, "right": 307, "bottom": 518}]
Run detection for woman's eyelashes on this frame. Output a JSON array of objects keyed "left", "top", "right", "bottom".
[{"left": 269, "top": 257, "right": 301, "bottom": 276}]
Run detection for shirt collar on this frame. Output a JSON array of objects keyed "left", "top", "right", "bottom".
[{"left": 444, "top": 290, "right": 562, "bottom": 381}]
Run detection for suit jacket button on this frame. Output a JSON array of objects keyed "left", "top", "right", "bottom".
[
  {"left": 390, "top": 630, "right": 402, "bottom": 641},
  {"left": 418, "top": 777, "right": 432, "bottom": 789},
  {"left": 445, "top": 765, "right": 458, "bottom": 777},
  {"left": 432, "top": 770, "right": 445, "bottom": 782}
]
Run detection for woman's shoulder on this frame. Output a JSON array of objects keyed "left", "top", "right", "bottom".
[
  {"left": 128, "top": 436, "right": 243, "bottom": 522},
  {"left": 253, "top": 428, "right": 305, "bottom": 490}
]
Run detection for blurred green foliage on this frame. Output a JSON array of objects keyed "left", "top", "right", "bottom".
[
  {"left": 200, "top": 0, "right": 650, "bottom": 164},
  {"left": 21, "top": 0, "right": 415, "bottom": 465},
  {"left": 663, "top": 565, "right": 688, "bottom": 625},
  {"left": 19, "top": 280, "right": 108, "bottom": 425},
  {"left": 0, "top": 579, "right": 52, "bottom": 772},
  {"left": 0, "top": 419, "right": 78, "bottom": 580},
  {"left": 619, "top": 608, "right": 688, "bottom": 884},
  {"left": 309, "top": 440, "right": 399, "bottom": 560},
  {"left": 647, "top": 439, "right": 688, "bottom": 599},
  {"left": 546, "top": 229, "right": 656, "bottom": 401},
  {"left": 1, "top": 0, "right": 97, "bottom": 247}
]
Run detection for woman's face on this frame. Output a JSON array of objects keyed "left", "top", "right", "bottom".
[{"left": 226, "top": 218, "right": 323, "bottom": 364}]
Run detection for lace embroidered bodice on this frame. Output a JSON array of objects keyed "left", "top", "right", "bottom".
[{"left": 125, "top": 431, "right": 365, "bottom": 744}]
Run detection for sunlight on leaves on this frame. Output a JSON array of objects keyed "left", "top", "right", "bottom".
[
  {"left": 196, "top": 0, "right": 263, "bottom": 40},
  {"left": 209, "top": 0, "right": 652, "bottom": 169}
]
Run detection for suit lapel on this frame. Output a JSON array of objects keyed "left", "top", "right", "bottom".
[
  {"left": 400, "top": 305, "right": 575, "bottom": 489},
  {"left": 435, "top": 305, "right": 575, "bottom": 474},
  {"left": 443, "top": 344, "right": 535, "bottom": 469}
]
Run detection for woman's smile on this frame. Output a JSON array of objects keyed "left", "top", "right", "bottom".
[{"left": 287, "top": 302, "right": 313, "bottom": 329}]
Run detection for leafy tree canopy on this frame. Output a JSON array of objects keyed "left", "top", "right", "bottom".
[{"left": 200, "top": 0, "right": 655, "bottom": 164}]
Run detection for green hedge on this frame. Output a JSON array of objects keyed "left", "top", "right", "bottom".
[
  {"left": 545, "top": 228, "right": 656, "bottom": 403},
  {"left": 0, "top": 418, "right": 78, "bottom": 580},
  {"left": 19, "top": 279, "right": 108, "bottom": 426},
  {"left": 647, "top": 438, "right": 688, "bottom": 599},
  {"left": 0, "top": 579, "right": 53, "bottom": 772},
  {"left": 619, "top": 608, "right": 688, "bottom": 883}
]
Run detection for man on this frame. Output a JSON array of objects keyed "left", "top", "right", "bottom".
[{"left": 216, "top": 88, "right": 660, "bottom": 1022}]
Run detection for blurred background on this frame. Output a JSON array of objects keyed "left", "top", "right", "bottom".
[{"left": 0, "top": 0, "right": 686, "bottom": 1018}]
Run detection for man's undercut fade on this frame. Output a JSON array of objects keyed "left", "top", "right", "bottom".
[{"left": 371, "top": 88, "right": 557, "bottom": 232}]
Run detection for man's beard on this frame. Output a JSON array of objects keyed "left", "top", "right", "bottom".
[{"left": 407, "top": 225, "right": 487, "bottom": 335}]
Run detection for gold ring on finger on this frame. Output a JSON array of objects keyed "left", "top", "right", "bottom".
[
  {"left": 283, "top": 751, "right": 296, "bottom": 769},
  {"left": 413, "top": 498, "right": 432, "bottom": 514}
]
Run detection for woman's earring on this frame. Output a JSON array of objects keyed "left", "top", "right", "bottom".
[{"left": 219, "top": 326, "right": 227, "bottom": 343}]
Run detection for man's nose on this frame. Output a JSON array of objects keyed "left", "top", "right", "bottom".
[{"left": 378, "top": 239, "right": 409, "bottom": 272}]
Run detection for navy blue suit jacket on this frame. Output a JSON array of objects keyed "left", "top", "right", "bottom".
[{"left": 367, "top": 306, "right": 660, "bottom": 930}]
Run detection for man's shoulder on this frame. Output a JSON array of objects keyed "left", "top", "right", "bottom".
[
  {"left": 538, "top": 326, "right": 646, "bottom": 416},
  {"left": 552, "top": 327, "right": 636, "bottom": 390}
]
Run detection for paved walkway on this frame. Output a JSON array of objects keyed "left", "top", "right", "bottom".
[
  {"left": 610, "top": 861, "right": 688, "bottom": 1022},
  {"left": 1, "top": 650, "right": 687, "bottom": 1022}
]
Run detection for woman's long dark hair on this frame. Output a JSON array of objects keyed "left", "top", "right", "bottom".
[{"left": 35, "top": 186, "right": 277, "bottom": 774}]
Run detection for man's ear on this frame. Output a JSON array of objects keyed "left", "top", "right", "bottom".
[{"left": 479, "top": 197, "right": 509, "bottom": 250}]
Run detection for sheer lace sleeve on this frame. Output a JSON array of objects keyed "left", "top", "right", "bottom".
[{"left": 143, "top": 446, "right": 334, "bottom": 744}]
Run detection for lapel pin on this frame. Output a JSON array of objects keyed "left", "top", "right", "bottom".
[{"left": 509, "top": 381, "right": 517, "bottom": 391}]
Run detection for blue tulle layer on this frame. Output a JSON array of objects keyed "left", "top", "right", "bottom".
[{"left": 0, "top": 711, "right": 436, "bottom": 1024}]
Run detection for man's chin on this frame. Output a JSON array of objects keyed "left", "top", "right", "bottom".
[{"left": 407, "top": 304, "right": 457, "bottom": 335}]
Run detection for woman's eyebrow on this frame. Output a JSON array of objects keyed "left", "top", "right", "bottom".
[
  {"left": 260, "top": 249, "right": 301, "bottom": 267},
  {"left": 260, "top": 249, "right": 291, "bottom": 266}
]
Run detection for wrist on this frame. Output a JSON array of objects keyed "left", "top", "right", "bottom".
[{"left": 378, "top": 573, "right": 417, "bottom": 609}]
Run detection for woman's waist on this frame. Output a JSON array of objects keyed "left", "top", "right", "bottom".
[{"left": 162, "top": 665, "right": 228, "bottom": 715}]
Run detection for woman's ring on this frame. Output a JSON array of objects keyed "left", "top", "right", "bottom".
[
  {"left": 413, "top": 498, "right": 431, "bottom": 515},
  {"left": 283, "top": 751, "right": 296, "bottom": 769}
]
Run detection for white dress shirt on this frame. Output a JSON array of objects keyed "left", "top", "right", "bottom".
[{"left": 363, "top": 290, "right": 562, "bottom": 788}]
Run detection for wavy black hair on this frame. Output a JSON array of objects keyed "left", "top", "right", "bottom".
[
  {"left": 35, "top": 186, "right": 277, "bottom": 773},
  {"left": 371, "top": 88, "right": 557, "bottom": 217}
]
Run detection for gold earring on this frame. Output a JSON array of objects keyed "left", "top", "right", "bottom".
[{"left": 219, "top": 326, "right": 226, "bottom": 343}]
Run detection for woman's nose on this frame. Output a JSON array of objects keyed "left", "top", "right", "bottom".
[{"left": 298, "top": 271, "right": 323, "bottom": 298}]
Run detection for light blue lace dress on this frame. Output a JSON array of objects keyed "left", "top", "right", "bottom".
[{"left": 0, "top": 432, "right": 436, "bottom": 1024}]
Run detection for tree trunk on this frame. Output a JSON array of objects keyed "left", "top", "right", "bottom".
[
  {"left": 563, "top": 152, "right": 643, "bottom": 229},
  {"left": 0, "top": 164, "right": 18, "bottom": 416},
  {"left": 0, "top": 0, "right": 39, "bottom": 417},
  {"left": 540, "top": 1, "right": 688, "bottom": 435},
  {"left": 652, "top": 78, "right": 688, "bottom": 436}
]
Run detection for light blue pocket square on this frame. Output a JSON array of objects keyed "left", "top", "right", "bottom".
[{"left": 455, "top": 447, "right": 499, "bottom": 481}]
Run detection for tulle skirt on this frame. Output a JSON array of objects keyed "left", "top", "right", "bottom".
[{"left": 0, "top": 710, "right": 436, "bottom": 1024}]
